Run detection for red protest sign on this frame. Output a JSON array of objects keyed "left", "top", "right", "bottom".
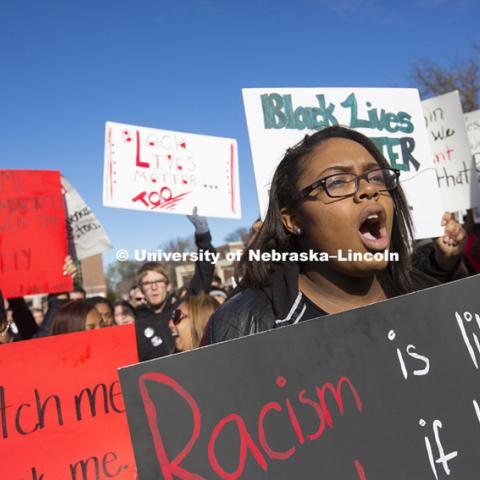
[
  {"left": 0, "top": 325, "right": 138, "bottom": 479},
  {"left": 0, "top": 170, "right": 72, "bottom": 297}
]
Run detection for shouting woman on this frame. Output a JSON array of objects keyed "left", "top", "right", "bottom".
[{"left": 203, "top": 126, "right": 465, "bottom": 343}]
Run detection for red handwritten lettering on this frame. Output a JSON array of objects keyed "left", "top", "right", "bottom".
[
  {"left": 131, "top": 192, "right": 148, "bottom": 207},
  {"left": 136, "top": 130, "right": 150, "bottom": 168},
  {"left": 298, "top": 389, "right": 326, "bottom": 441},
  {"left": 354, "top": 459, "right": 367, "bottom": 479},
  {"left": 139, "top": 373, "right": 205, "bottom": 480},
  {"left": 131, "top": 189, "right": 190, "bottom": 210},
  {"left": 258, "top": 402, "right": 295, "bottom": 460},
  {"left": 138, "top": 373, "right": 363, "bottom": 478},
  {"left": 148, "top": 191, "right": 161, "bottom": 208},
  {"left": 208, "top": 414, "right": 267, "bottom": 479},
  {"left": 317, "top": 376, "right": 363, "bottom": 428},
  {"left": 285, "top": 398, "right": 305, "bottom": 445}
]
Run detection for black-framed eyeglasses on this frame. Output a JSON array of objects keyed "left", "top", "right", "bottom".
[
  {"left": 171, "top": 309, "right": 188, "bottom": 325},
  {"left": 140, "top": 279, "right": 168, "bottom": 289},
  {"left": 297, "top": 168, "right": 400, "bottom": 200}
]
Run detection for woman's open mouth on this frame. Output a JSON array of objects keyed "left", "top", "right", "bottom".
[{"left": 357, "top": 205, "right": 390, "bottom": 251}]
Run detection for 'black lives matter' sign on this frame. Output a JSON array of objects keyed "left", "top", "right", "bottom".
[{"left": 120, "top": 275, "right": 480, "bottom": 479}]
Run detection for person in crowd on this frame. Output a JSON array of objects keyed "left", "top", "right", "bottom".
[
  {"left": 135, "top": 262, "right": 175, "bottom": 360},
  {"left": 129, "top": 285, "right": 146, "bottom": 308},
  {"left": 168, "top": 293, "right": 219, "bottom": 352},
  {"left": 88, "top": 297, "right": 115, "bottom": 327},
  {"left": 3, "top": 255, "right": 78, "bottom": 339},
  {"left": 31, "top": 308, "right": 45, "bottom": 326},
  {"left": 70, "top": 286, "right": 86, "bottom": 301},
  {"left": 51, "top": 300, "right": 101, "bottom": 335},
  {"left": 135, "top": 208, "right": 216, "bottom": 361},
  {"left": 447, "top": 210, "right": 480, "bottom": 275},
  {"left": 412, "top": 213, "right": 469, "bottom": 282},
  {"left": 202, "top": 126, "right": 467, "bottom": 345},
  {"left": 114, "top": 300, "right": 136, "bottom": 325}
]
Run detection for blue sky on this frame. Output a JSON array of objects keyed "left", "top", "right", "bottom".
[{"left": 1, "top": 0, "right": 479, "bottom": 267}]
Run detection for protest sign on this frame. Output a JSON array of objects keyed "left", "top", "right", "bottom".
[
  {"left": 243, "top": 88, "right": 444, "bottom": 239},
  {"left": 103, "top": 122, "right": 241, "bottom": 219},
  {"left": 120, "top": 275, "right": 480, "bottom": 479},
  {"left": 464, "top": 109, "right": 480, "bottom": 222},
  {"left": 0, "top": 325, "right": 138, "bottom": 479},
  {"left": 422, "top": 91, "right": 480, "bottom": 212},
  {"left": 465, "top": 109, "right": 480, "bottom": 163},
  {"left": 0, "top": 170, "right": 72, "bottom": 297},
  {"left": 62, "top": 176, "right": 113, "bottom": 260}
]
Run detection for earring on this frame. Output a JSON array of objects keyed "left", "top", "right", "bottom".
[{"left": 294, "top": 227, "right": 302, "bottom": 235}]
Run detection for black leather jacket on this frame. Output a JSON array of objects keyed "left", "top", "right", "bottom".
[
  {"left": 202, "top": 267, "right": 440, "bottom": 346},
  {"left": 203, "top": 288, "right": 277, "bottom": 344}
]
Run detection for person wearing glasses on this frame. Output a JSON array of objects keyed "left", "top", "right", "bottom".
[
  {"left": 135, "top": 263, "right": 176, "bottom": 360},
  {"left": 168, "top": 293, "right": 219, "bottom": 352},
  {"left": 135, "top": 209, "right": 217, "bottom": 361},
  {"left": 202, "top": 126, "right": 466, "bottom": 344}
]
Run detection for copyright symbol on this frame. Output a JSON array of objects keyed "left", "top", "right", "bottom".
[{"left": 116, "top": 249, "right": 129, "bottom": 262}]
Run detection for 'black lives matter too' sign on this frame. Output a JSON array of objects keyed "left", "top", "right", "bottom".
[{"left": 119, "top": 275, "right": 480, "bottom": 479}]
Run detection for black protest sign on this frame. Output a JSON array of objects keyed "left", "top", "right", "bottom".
[{"left": 119, "top": 275, "right": 480, "bottom": 479}]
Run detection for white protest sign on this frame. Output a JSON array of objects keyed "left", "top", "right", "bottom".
[
  {"left": 464, "top": 109, "right": 480, "bottom": 222},
  {"left": 243, "top": 88, "right": 444, "bottom": 239},
  {"left": 422, "top": 91, "right": 480, "bottom": 212},
  {"left": 103, "top": 122, "right": 241, "bottom": 219},
  {"left": 61, "top": 177, "right": 113, "bottom": 260},
  {"left": 465, "top": 109, "right": 480, "bottom": 160}
]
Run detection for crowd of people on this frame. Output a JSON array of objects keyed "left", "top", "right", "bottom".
[{"left": 1, "top": 126, "right": 479, "bottom": 362}]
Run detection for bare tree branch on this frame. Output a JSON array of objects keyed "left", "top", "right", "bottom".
[{"left": 410, "top": 44, "right": 480, "bottom": 112}]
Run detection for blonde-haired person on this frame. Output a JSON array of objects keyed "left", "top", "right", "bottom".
[
  {"left": 135, "top": 208, "right": 217, "bottom": 361},
  {"left": 168, "top": 293, "right": 219, "bottom": 352}
]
